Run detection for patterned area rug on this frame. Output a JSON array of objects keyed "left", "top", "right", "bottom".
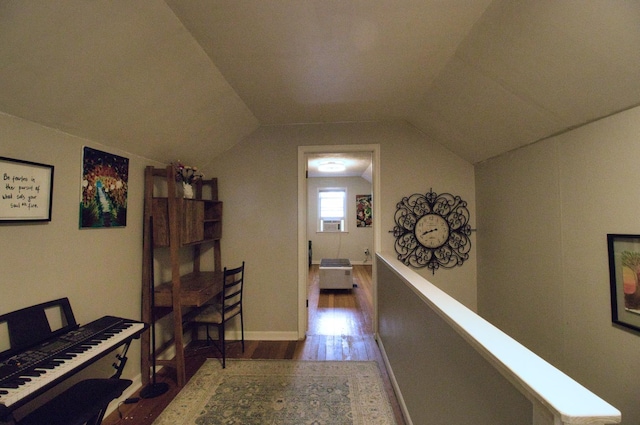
[{"left": 153, "top": 359, "right": 397, "bottom": 425}]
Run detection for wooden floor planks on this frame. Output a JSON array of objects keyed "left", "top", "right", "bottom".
[{"left": 102, "top": 264, "right": 406, "bottom": 425}]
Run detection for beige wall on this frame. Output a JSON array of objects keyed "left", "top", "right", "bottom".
[
  {"left": 208, "top": 120, "right": 477, "bottom": 340},
  {"left": 0, "top": 112, "right": 162, "bottom": 400},
  {"left": 476, "top": 105, "right": 640, "bottom": 424},
  {"left": 0, "top": 115, "right": 476, "bottom": 397}
]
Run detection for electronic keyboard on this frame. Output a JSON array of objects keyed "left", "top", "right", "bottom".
[{"left": 0, "top": 299, "right": 146, "bottom": 422}]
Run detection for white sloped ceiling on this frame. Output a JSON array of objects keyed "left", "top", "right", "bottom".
[
  {"left": 0, "top": 1, "right": 259, "bottom": 168},
  {"left": 0, "top": 1, "right": 638, "bottom": 165}
]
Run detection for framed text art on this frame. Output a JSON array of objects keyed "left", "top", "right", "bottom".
[
  {"left": 607, "top": 234, "right": 640, "bottom": 332},
  {"left": 80, "top": 147, "right": 129, "bottom": 228},
  {"left": 0, "top": 156, "right": 54, "bottom": 222}
]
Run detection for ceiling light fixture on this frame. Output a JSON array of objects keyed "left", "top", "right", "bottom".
[{"left": 318, "top": 161, "right": 346, "bottom": 172}]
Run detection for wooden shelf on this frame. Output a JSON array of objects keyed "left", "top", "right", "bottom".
[
  {"left": 141, "top": 165, "right": 223, "bottom": 388},
  {"left": 151, "top": 198, "right": 222, "bottom": 247},
  {"left": 154, "top": 271, "right": 223, "bottom": 307}
]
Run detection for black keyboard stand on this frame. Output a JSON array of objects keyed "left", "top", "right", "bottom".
[{"left": 110, "top": 338, "right": 131, "bottom": 379}]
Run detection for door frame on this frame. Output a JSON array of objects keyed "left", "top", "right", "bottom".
[{"left": 297, "top": 144, "right": 381, "bottom": 339}]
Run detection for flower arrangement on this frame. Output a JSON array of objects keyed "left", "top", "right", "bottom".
[{"left": 172, "top": 160, "right": 204, "bottom": 185}]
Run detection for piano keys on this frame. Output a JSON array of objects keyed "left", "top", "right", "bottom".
[{"left": 0, "top": 298, "right": 146, "bottom": 422}]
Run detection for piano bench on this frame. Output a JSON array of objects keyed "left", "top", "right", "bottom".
[{"left": 18, "top": 378, "right": 132, "bottom": 425}]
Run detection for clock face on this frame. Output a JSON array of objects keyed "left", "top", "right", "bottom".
[
  {"left": 392, "top": 189, "right": 472, "bottom": 273},
  {"left": 415, "top": 214, "right": 449, "bottom": 248}
]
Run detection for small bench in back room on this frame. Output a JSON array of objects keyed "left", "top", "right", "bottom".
[{"left": 319, "top": 258, "right": 354, "bottom": 290}]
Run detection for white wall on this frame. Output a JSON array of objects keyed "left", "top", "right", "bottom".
[
  {"left": 307, "top": 176, "right": 373, "bottom": 264},
  {"left": 208, "top": 120, "right": 477, "bottom": 341},
  {"left": 0, "top": 112, "right": 161, "bottom": 412},
  {"left": 476, "top": 106, "right": 640, "bottom": 424}
]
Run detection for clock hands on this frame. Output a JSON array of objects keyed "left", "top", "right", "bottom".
[{"left": 393, "top": 190, "right": 471, "bottom": 273}]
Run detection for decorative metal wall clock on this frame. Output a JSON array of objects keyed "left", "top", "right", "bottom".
[{"left": 391, "top": 189, "right": 471, "bottom": 273}]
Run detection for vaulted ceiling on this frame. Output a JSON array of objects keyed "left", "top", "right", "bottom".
[{"left": 1, "top": 1, "right": 639, "bottom": 167}]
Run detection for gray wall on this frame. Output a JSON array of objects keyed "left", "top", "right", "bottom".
[
  {"left": 476, "top": 105, "right": 640, "bottom": 424},
  {"left": 377, "top": 256, "right": 531, "bottom": 425},
  {"left": 208, "top": 121, "right": 477, "bottom": 340}
]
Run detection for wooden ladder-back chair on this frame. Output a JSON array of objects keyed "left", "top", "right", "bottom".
[{"left": 192, "top": 262, "right": 245, "bottom": 368}]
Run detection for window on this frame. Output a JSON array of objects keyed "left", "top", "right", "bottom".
[{"left": 318, "top": 188, "right": 347, "bottom": 232}]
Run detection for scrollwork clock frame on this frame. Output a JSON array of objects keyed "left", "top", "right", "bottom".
[{"left": 391, "top": 189, "right": 471, "bottom": 273}]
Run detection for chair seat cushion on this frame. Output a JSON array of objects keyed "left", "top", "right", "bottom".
[{"left": 194, "top": 304, "right": 240, "bottom": 324}]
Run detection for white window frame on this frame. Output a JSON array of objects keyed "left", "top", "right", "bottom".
[{"left": 317, "top": 187, "right": 347, "bottom": 232}]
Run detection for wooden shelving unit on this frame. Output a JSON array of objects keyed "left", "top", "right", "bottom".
[{"left": 141, "top": 165, "right": 223, "bottom": 387}]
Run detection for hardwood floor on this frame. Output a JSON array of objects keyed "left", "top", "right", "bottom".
[{"left": 103, "top": 264, "right": 405, "bottom": 424}]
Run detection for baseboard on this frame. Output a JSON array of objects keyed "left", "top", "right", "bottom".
[
  {"left": 311, "top": 260, "right": 372, "bottom": 265},
  {"left": 243, "top": 330, "right": 300, "bottom": 341},
  {"left": 105, "top": 373, "right": 143, "bottom": 418},
  {"left": 195, "top": 329, "right": 300, "bottom": 342},
  {"left": 376, "top": 333, "right": 413, "bottom": 425}
]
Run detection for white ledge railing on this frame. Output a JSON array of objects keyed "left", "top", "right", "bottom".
[{"left": 376, "top": 253, "right": 621, "bottom": 425}]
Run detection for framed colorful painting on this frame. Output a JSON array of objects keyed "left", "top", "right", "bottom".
[
  {"left": 356, "top": 194, "right": 372, "bottom": 227},
  {"left": 79, "top": 147, "right": 129, "bottom": 228}
]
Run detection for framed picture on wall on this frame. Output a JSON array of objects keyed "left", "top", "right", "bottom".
[
  {"left": 356, "top": 194, "right": 372, "bottom": 227},
  {"left": 608, "top": 233, "right": 640, "bottom": 332},
  {"left": 79, "top": 147, "right": 129, "bottom": 228},
  {"left": 0, "top": 156, "right": 54, "bottom": 222}
]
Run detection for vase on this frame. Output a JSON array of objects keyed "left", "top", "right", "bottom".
[{"left": 182, "top": 182, "right": 194, "bottom": 199}]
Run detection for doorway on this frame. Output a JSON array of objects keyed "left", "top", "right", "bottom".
[{"left": 297, "top": 144, "right": 381, "bottom": 339}]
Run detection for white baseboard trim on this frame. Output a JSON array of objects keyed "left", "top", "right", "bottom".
[
  {"left": 350, "top": 260, "right": 372, "bottom": 265},
  {"left": 242, "top": 331, "right": 300, "bottom": 341},
  {"left": 376, "top": 333, "right": 413, "bottom": 425},
  {"left": 311, "top": 260, "right": 373, "bottom": 265},
  {"left": 196, "top": 328, "right": 300, "bottom": 342},
  {"left": 197, "top": 329, "right": 301, "bottom": 341}
]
